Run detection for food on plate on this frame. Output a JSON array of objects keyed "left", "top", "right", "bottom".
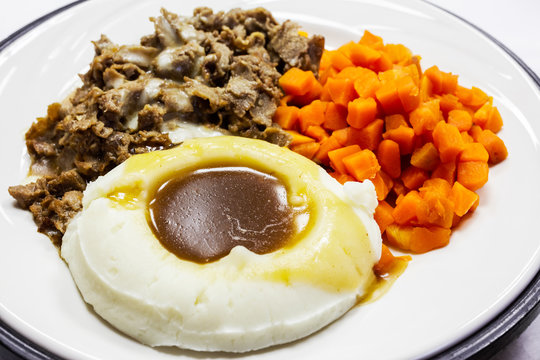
[
  {"left": 8, "top": 7, "right": 324, "bottom": 246},
  {"left": 61, "top": 136, "right": 382, "bottom": 352},
  {"left": 275, "top": 30, "right": 508, "bottom": 255}
]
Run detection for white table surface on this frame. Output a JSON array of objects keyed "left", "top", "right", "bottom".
[{"left": 1, "top": 1, "right": 539, "bottom": 359}]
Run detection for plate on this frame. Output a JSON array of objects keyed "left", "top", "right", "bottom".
[{"left": 1, "top": 0, "right": 540, "bottom": 359}]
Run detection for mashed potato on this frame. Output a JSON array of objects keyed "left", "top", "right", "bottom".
[{"left": 61, "top": 136, "right": 381, "bottom": 352}]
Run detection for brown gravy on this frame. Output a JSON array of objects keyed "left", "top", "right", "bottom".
[{"left": 149, "top": 167, "right": 296, "bottom": 263}]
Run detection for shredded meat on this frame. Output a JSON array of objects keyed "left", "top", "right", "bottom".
[{"left": 8, "top": 7, "right": 325, "bottom": 246}]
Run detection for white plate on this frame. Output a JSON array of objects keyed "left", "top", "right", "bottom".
[{"left": 1, "top": 0, "right": 540, "bottom": 359}]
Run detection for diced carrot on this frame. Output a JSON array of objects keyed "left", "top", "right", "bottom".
[
  {"left": 439, "top": 94, "right": 462, "bottom": 114},
  {"left": 290, "top": 142, "right": 320, "bottom": 160},
  {"left": 461, "top": 131, "right": 474, "bottom": 144},
  {"left": 451, "top": 181, "right": 479, "bottom": 217},
  {"left": 485, "top": 106, "right": 503, "bottom": 133},
  {"left": 279, "top": 68, "right": 317, "bottom": 96},
  {"left": 332, "top": 172, "right": 356, "bottom": 185},
  {"left": 409, "top": 100, "right": 440, "bottom": 135},
  {"left": 411, "top": 142, "right": 440, "bottom": 171},
  {"left": 401, "top": 166, "right": 429, "bottom": 190},
  {"left": 472, "top": 99, "right": 493, "bottom": 128},
  {"left": 291, "top": 80, "right": 323, "bottom": 106},
  {"left": 360, "top": 30, "right": 384, "bottom": 50},
  {"left": 447, "top": 109, "right": 473, "bottom": 132},
  {"left": 469, "top": 124, "right": 483, "bottom": 141},
  {"left": 377, "top": 139, "right": 401, "bottom": 178},
  {"left": 432, "top": 121, "right": 465, "bottom": 163},
  {"left": 280, "top": 94, "right": 294, "bottom": 106},
  {"left": 323, "top": 102, "right": 348, "bottom": 131},
  {"left": 431, "top": 161, "right": 457, "bottom": 184},
  {"left": 273, "top": 105, "right": 299, "bottom": 130},
  {"left": 305, "top": 125, "right": 329, "bottom": 142},
  {"left": 319, "top": 50, "right": 332, "bottom": 72},
  {"left": 342, "top": 149, "right": 380, "bottom": 181},
  {"left": 419, "top": 75, "right": 433, "bottom": 102},
  {"left": 298, "top": 100, "right": 327, "bottom": 132},
  {"left": 392, "top": 190, "right": 422, "bottom": 225},
  {"left": 392, "top": 180, "right": 407, "bottom": 197},
  {"left": 326, "top": 78, "right": 358, "bottom": 106},
  {"left": 476, "top": 129, "right": 508, "bottom": 164},
  {"left": 314, "top": 136, "right": 342, "bottom": 166},
  {"left": 382, "top": 126, "right": 415, "bottom": 154},
  {"left": 373, "top": 244, "right": 410, "bottom": 278},
  {"left": 456, "top": 86, "right": 489, "bottom": 109},
  {"left": 416, "top": 190, "right": 454, "bottom": 228},
  {"left": 372, "top": 171, "right": 391, "bottom": 200},
  {"left": 441, "top": 72, "right": 458, "bottom": 94},
  {"left": 459, "top": 142, "right": 489, "bottom": 163},
  {"left": 410, "top": 226, "right": 451, "bottom": 253},
  {"left": 376, "top": 81, "right": 403, "bottom": 114},
  {"left": 372, "top": 52, "right": 393, "bottom": 72},
  {"left": 424, "top": 66, "right": 443, "bottom": 94},
  {"left": 457, "top": 161, "right": 489, "bottom": 191},
  {"left": 286, "top": 130, "right": 315, "bottom": 146},
  {"left": 347, "top": 97, "right": 378, "bottom": 129},
  {"left": 353, "top": 70, "right": 381, "bottom": 98},
  {"left": 374, "top": 201, "right": 394, "bottom": 234},
  {"left": 397, "top": 75, "right": 420, "bottom": 112},
  {"left": 419, "top": 178, "right": 453, "bottom": 198},
  {"left": 348, "top": 118, "right": 384, "bottom": 150},
  {"left": 349, "top": 43, "right": 381, "bottom": 67},
  {"left": 330, "top": 50, "right": 354, "bottom": 71},
  {"left": 385, "top": 114, "right": 408, "bottom": 131},
  {"left": 319, "top": 66, "right": 338, "bottom": 86},
  {"left": 328, "top": 145, "right": 361, "bottom": 174},
  {"left": 331, "top": 127, "right": 351, "bottom": 146},
  {"left": 384, "top": 43, "right": 413, "bottom": 65}
]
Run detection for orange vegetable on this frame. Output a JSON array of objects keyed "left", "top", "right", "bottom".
[
  {"left": 476, "top": 129, "right": 508, "bottom": 164},
  {"left": 372, "top": 170, "right": 393, "bottom": 200},
  {"left": 448, "top": 109, "right": 473, "bottom": 132},
  {"left": 451, "top": 181, "right": 479, "bottom": 217},
  {"left": 416, "top": 190, "right": 454, "bottom": 228},
  {"left": 298, "top": 100, "right": 327, "bottom": 132},
  {"left": 432, "top": 121, "right": 465, "bottom": 163},
  {"left": 326, "top": 78, "right": 357, "bottom": 106},
  {"left": 374, "top": 201, "right": 395, "bottom": 234},
  {"left": 397, "top": 75, "right": 420, "bottom": 112},
  {"left": 392, "top": 190, "right": 422, "bottom": 225},
  {"left": 349, "top": 43, "right": 381, "bottom": 67},
  {"left": 329, "top": 50, "right": 354, "bottom": 71},
  {"left": 411, "top": 142, "right": 440, "bottom": 171},
  {"left": 385, "top": 114, "right": 408, "bottom": 131},
  {"left": 314, "top": 136, "right": 342, "bottom": 165},
  {"left": 382, "top": 125, "right": 415, "bottom": 154},
  {"left": 386, "top": 225, "right": 451, "bottom": 253},
  {"left": 279, "top": 68, "right": 317, "bottom": 96},
  {"left": 457, "top": 161, "right": 489, "bottom": 191},
  {"left": 401, "top": 165, "right": 429, "bottom": 190},
  {"left": 305, "top": 125, "right": 329, "bottom": 142},
  {"left": 456, "top": 86, "right": 489, "bottom": 109},
  {"left": 347, "top": 97, "right": 378, "bottom": 129},
  {"left": 373, "top": 244, "right": 396, "bottom": 276},
  {"left": 376, "top": 81, "right": 403, "bottom": 114},
  {"left": 290, "top": 142, "right": 320, "bottom": 160},
  {"left": 328, "top": 145, "right": 361, "bottom": 174},
  {"left": 287, "top": 130, "right": 315, "bottom": 146},
  {"left": 353, "top": 70, "right": 381, "bottom": 98},
  {"left": 348, "top": 118, "right": 384, "bottom": 151},
  {"left": 459, "top": 142, "right": 489, "bottom": 163},
  {"left": 431, "top": 161, "right": 457, "bottom": 184},
  {"left": 273, "top": 106, "right": 299, "bottom": 130},
  {"left": 409, "top": 100, "right": 440, "bottom": 135},
  {"left": 377, "top": 139, "right": 401, "bottom": 178},
  {"left": 342, "top": 149, "right": 380, "bottom": 181}
]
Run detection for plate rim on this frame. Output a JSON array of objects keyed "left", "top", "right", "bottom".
[{"left": 0, "top": 1, "right": 539, "bottom": 359}]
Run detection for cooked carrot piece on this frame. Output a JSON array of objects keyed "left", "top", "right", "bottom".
[
  {"left": 439, "top": 94, "right": 463, "bottom": 114},
  {"left": 332, "top": 172, "right": 356, "bottom": 185},
  {"left": 382, "top": 125, "right": 415, "bottom": 155},
  {"left": 401, "top": 165, "right": 429, "bottom": 190},
  {"left": 451, "top": 181, "right": 479, "bottom": 217},
  {"left": 392, "top": 180, "right": 407, "bottom": 197},
  {"left": 476, "top": 129, "right": 508, "bottom": 164},
  {"left": 469, "top": 124, "right": 483, "bottom": 141},
  {"left": 314, "top": 136, "right": 342, "bottom": 165},
  {"left": 291, "top": 80, "right": 323, "bottom": 106},
  {"left": 330, "top": 50, "right": 354, "bottom": 71},
  {"left": 349, "top": 43, "right": 381, "bottom": 67},
  {"left": 392, "top": 190, "right": 422, "bottom": 225},
  {"left": 319, "top": 50, "right": 332, "bottom": 72},
  {"left": 385, "top": 114, "right": 408, "bottom": 131},
  {"left": 360, "top": 30, "right": 384, "bottom": 50},
  {"left": 485, "top": 106, "right": 503, "bottom": 133},
  {"left": 372, "top": 171, "right": 392, "bottom": 200},
  {"left": 373, "top": 244, "right": 396, "bottom": 276},
  {"left": 457, "top": 161, "right": 489, "bottom": 191},
  {"left": 305, "top": 125, "right": 329, "bottom": 142},
  {"left": 347, "top": 97, "right": 378, "bottom": 129},
  {"left": 441, "top": 72, "right": 458, "bottom": 94},
  {"left": 432, "top": 121, "right": 465, "bottom": 163},
  {"left": 419, "top": 75, "right": 433, "bottom": 102},
  {"left": 273, "top": 105, "right": 299, "bottom": 130},
  {"left": 298, "top": 100, "right": 327, "bottom": 132},
  {"left": 279, "top": 68, "right": 317, "bottom": 96},
  {"left": 326, "top": 78, "right": 358, "bottom": 106},
  {"left": 411, "top": 142, "right": 440, "bottom": 171},
  {"left": 416, "top": 190, "right": 454, "bottom": 228},
  {"left": 456, "top": 86, "right": 489, "bottom": 109},
  {"left": 374, "top": 201, "right": 395, "bottom": 234},
  {"left": 384, "top": 43, "right": 413, "bottom": 65},
  {"left": 342, "top": 149, "right": 380, "bottom": 181},
  {"left": 431, "top": 161, "right": 457, "bottom": 184},
  {"left": 372, "top": 52, "right": 393, "bottom": 72},
  {"left": 472, "top": 99, "right": 492, "bottom": 128},
  {"left": 353, "top": 70, "right": 381, "bottom": 98},
  {"left": 385, "top": 224, "right": 413, "bottom": 250},
  {"left": 323, "top": 102, "right": 348, "bottom": 130},
  {"left": 459, "top": 142, "right": 489, "bottom": 163},
  {"left": 409, "top": 101, "right": 440, "bottom": 136},
  {"left": 376, "top": 81, "right": 403, "bottom": 114},
  {"left": 328, "top": 145, "right": 361, "bottom": 174},
  {"left": 377, "top": 139, "right": 401, "bottom": 178},
  {"left": 286, "top": 130, "right": 315, "bottom": 146},
  {"left": 319, "top": 66, "right": 338, "bottom": 86},
  {"left": 331, "top": 127, "right": 351, "bottom": 146},
  {"left": 397, "top": 75, "right": 420, "bottom": 112},
  {"left": 448, "top": 109, "right": 473, "bottom": 132},
  {"left": 461, "top": 131, "right": 474, "bottom": 144},
  {"left": 348, "top": 118, "right": 384, "bottom": 150},
  {"left": 424, "top": 66, "right": 444, "bottom": 94},
  {"left": 409, "top": 226, "right": 451, "bottom": 253},
  {"left": 419, "top": 178, "right": 453, "bottom": 198},
  {"left": 290, "top": 142, "right": 320, "bottom": 160}
]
